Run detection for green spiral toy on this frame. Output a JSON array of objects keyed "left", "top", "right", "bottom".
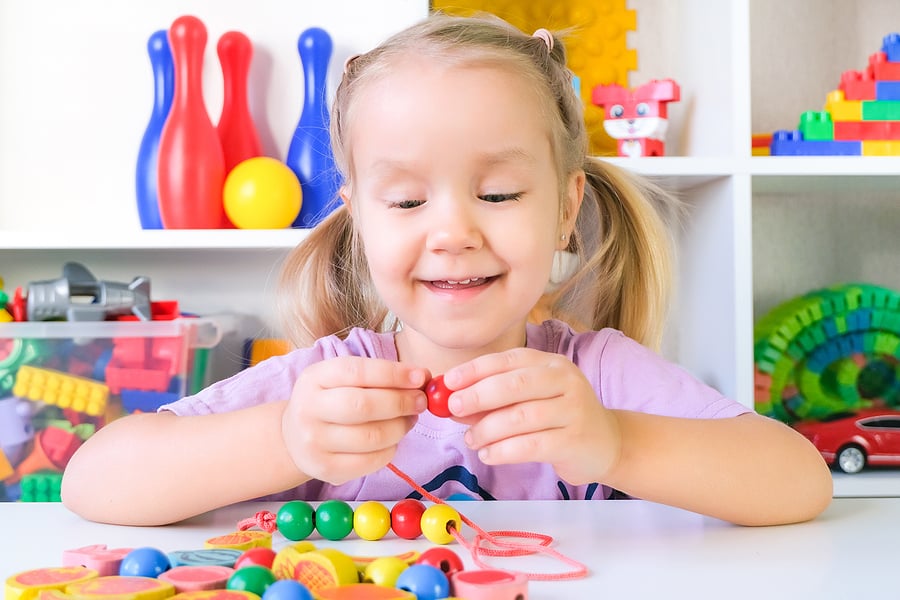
[{"left": 754, "top": 283, "right": 900, "bottom": 423}]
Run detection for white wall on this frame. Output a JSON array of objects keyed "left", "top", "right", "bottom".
[{"left": 0, "top": 0, "right": 427, "bottom": 231}]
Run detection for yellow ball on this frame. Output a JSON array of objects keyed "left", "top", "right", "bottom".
[{"left": 223, "top": 156, "right": 301, "bottom": 229}]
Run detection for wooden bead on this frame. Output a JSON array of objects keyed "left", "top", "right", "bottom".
[
  {"left": 276, "top": 501, "right": 315, "bottom": 542},
  {"left": 391, "top": 499, "right": 426, "bottom": 540},
  {"left": 354, "top": 501, "right": 391, "bottom": 541},
  {"left": 315, "top": 500, "right": 354, "bottom": 541},
  {"left": 416, "top": 547, "right": 464, "bottom": 579},
  {"left": 420, "top": 504, "right": 460, "bottom": 545}
]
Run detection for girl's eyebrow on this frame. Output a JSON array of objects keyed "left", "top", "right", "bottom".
[
  {"left": 475, "top": 147, "right": 536, "bottom": 166},
  {"left": 367, "top": 148, "right": 536, "bottom": 176}
]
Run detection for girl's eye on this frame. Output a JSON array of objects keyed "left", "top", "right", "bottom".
[
  {"left": 389, "top": 199, "right": 425, "bottom": 209},
  {"left": 479, "top": 192, "right": 522, "bottom": 203}
]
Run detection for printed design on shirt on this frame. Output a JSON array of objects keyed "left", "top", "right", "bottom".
[
  {"left": 405, "top": 465, "right": 497, "bottom": 501},
  {"left": 557, "top": 481, "right": 602, "bottom": 500}
]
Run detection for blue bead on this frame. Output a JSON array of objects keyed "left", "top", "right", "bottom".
[
  {"left": 119, "top": 546, "right": 171, "bottom": 577},
  {"left": 261, "top": 579, "right": 314, "bottom": 600},
  {"left": 395, "top": 564, "right": 450, "bottom": 600}
]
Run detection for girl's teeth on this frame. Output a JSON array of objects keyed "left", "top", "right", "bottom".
[{"left": 447, "top": 278, "right": 480, "bottom": 284}]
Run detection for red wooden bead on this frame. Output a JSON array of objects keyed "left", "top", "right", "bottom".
[
  {"left": 234, "top": 547, "right": 276, "bottom": 569},
  {"left": 425, "top": 375, "right": 452, "bottom": 418},
  {"left": 391, "top": 499, "right": 426, "bottom": 540},
  {"left": 416, "top": 547, "right": 464, "bottom": 579}
]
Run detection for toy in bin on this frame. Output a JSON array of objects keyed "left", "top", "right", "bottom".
[
  {"left": 0, "top": 263, "right": 206, "bottom": 501},
  {"left": 26, "top": 262, "right": 152, "bottom": 322}
]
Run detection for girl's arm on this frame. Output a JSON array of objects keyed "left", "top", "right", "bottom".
[
  {"left": 62, "top": 356, "right": 427, "bottom": 526},
  {"left": 61, "top": 400, "right": 307, "bottom": 526},
  {"left": 600, "top": 410, "right": 833, "bottom": 526}
]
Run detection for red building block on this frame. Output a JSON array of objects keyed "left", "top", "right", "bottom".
[
  {"left": 870, "top": 52, "right": 900, "bottom": 81},
  {"left": 833, "top": 120, "right": 900, "bottom": 140},
  {"left": 840, "top": 68, "right": 876, "bottom": 100}
]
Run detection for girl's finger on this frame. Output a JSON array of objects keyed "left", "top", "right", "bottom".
[
  {"left": 464, "top": 398, "right": 568, "bottom": 449},
  {"left": 310, "top": 356, "right": 430, "bottom": 390},
  {"left": 443, "top": 347, "right": 543, "bottom": 390},
  {"left": 315, "top": 387, "right": 427, "bottom": 424},
  {"left": 314, "top": 416, "right": 419, "bottom": 453},
  {"left": 448, "top": 363, "right": 575, "bottom": 417}
]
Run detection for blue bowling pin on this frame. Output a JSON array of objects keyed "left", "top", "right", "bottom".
[
  {"left": 286, "top": 27, "right": 340, "bottom": 228},
  {"left": 135, "top": 30, "right": 174, "bottom": 229}
]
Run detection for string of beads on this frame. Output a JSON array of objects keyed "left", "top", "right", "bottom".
[{"left": 238, "top": 463, "right": 588, "bottom": 581}]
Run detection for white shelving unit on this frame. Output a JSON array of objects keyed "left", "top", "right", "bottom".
[{"left": 1, "top": 0, "right": 899, "bottom": 496}]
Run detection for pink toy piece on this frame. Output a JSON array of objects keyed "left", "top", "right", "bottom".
[
  {"left": 591, "top": 78, "right": 681, "bottom": 157},
  {"left": 451, "top": 569, "right": 528, "bottom": 599},
  {"left": 63, "top": 545, "right": 133, "bottom": 577},
  {"left": 159, "top": 565, "right": 235, "bottom": 592}
]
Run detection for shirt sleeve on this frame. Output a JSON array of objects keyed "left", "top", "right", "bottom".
[
  {"left": 158, "top": 345, "right": 326, "bottom": 416},
  {"left": 589, "top": 330, "right": 751, "bottom": 419}
]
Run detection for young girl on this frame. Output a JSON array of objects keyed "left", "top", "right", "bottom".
[{"left": 62, "top": 13, "right": 832, "bottom": 527}]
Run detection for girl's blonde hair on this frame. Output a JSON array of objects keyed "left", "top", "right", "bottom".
[{"left": 278, "top": 13, "right": 680, "bottom": 351}]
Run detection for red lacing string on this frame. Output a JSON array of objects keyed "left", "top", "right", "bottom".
[
  {"left": 387, "top": 463, "right": 587, "bottom": 581},
  {"left": 238, "top": 462, "right": 588, "bottom": 581}
]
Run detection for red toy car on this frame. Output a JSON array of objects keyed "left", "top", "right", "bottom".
[{"left": 792, "top": 408, "right": 900, "bottom": 474}]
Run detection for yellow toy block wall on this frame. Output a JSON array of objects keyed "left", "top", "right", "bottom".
[{"left": 431, "top": 0, "right": 637, "bottom": 155}]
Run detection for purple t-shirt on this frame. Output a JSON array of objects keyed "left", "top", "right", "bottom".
[{"left": 160, "top": 319, "right": 749, "bottom": 501}]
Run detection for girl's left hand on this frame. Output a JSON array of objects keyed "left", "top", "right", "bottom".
[{"left": 443, "top": 347, "right": 621, "bottom": 486}]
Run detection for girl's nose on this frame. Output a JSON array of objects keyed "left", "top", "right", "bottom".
[{"left": 424, "top": 197, "right": 483, "bottom": 254}]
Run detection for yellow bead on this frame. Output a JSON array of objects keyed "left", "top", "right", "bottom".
[
  {"left": 363, "top": 556, "right": 409, "bottom": 587},
  {"left": 353, "top": 500, "right": 391, "bottom": 541},
  {"left": 420, "top": 504, "right": 460, "bottom": 545}
]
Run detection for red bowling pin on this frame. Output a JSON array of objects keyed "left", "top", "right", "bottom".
[
  {"left": 157, "top": 15, "right": 227, "bottom": 229},
  {"left": 217, "top": 30, "right": 262, "bottom": 173}
]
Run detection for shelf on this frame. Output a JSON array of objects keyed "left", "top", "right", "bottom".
[
  {"left": 0, "top": 229, "right": 310, "bottom": 251},
  {"left": 833, "top": 471, "right": 900, "bottom": 498}
]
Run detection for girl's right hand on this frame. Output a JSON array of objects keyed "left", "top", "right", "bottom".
[{"left": 282, "top": 357, "right": 429, "bottom": 485}]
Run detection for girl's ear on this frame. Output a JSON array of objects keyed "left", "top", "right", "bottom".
[
  {"left": 339, "top": 185, "right": 353, "bottom": 212},
  {"left": 560, "top": 170, "right": 585, "bottom": 247}
]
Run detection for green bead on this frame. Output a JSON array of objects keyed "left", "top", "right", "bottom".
[
  {"left": 227, "top": 565, "right": 277, "bottom": 596},
  {"left": 277, "top": 500, "right": 315, "bottom": 541},
  {"left": 316, "top": 499, "right": 354, "bottom": 540}
]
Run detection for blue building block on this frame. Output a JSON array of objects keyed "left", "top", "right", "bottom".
[
  {"left": 121, "top": 389, "right": 179, "bottom": 413},
  {"left": 770, "top": 130, "right": 861, "bottom": 156},
  {"left": 876, "top": 81, "right": 900, "bottom": 101},
  {"left": 883, "top": 33, "right": 900, "bottom": 62}
]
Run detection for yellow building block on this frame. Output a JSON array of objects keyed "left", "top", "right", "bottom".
[
  {"left": 431, "top": 0, "right": 637, "bottom": 155},
  {"left": 248, "top": 338, "right": 291, "bottom": 367},
  {"left": 862, "top": 140, "right": 900, "bottom": 155},
  {"left": 0, "top": 448, "right": 13, "bottom": 480},
  {"left": 13, "top": 365, "right": 108, "bottom": 417},
  {"left": 824, "top": 90, "right": 862, "bottom": 122}
]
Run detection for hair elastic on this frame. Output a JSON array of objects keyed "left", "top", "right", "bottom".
[
  {"left": 532, "top": 28, "right": 554, "bottom": 52},
  {"left": 343, "top": 53, "right": 361, "bottom": 75}
]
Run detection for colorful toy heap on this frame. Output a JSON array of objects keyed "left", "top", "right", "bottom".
[{"left": 771, "top": 33, "right": 900, "bottom": 156}]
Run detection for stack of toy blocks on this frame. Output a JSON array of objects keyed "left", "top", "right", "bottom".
[
  {"left": 771, "top": 33, "right": 900, "bottom": 156},
  {"left": 430, "top": 0, "right": 637, "bottom": 156}
]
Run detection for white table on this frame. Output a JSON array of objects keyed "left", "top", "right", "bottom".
[{"left": 2, "top": 498, "right": 889, "bottom": 598}]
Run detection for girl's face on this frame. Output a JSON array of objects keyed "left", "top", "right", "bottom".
[{"left": 343, "top": 57, "right": 582, "bottom": 366}]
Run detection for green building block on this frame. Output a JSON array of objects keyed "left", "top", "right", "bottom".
[
  {"left": 862, "top": 101, "right": 900, "bottom": 121},
  {"left": 799, "top": 110, "right": 834, "bottom": 140},
  {"left": 19, "top": 471, "right": 63, "bottom": 502}
]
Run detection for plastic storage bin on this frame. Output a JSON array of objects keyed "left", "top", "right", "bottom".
[{"left": 0, "top": 318, "right": 225, "bottom": 502}]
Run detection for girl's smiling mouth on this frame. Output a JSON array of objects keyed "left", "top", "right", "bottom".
[{"left": 429, "top": 276, "right": 496, "bottom": 290}]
